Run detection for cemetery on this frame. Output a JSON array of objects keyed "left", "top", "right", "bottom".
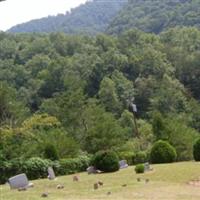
[{"left": 1, "top": 162, "right": 200, "bottom": 200}]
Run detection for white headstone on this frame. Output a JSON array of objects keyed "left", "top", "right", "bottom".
[
  {"left": 8, "top": 174, "right": 29, "bottom": 189},
  {"left": 48, "top": 167, "right": 56, "bottom": 180},
  {"left": 119, "top": 160, "right": 128, "bottom": 169}
]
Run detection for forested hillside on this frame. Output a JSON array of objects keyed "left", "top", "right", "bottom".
[
  {"left": 107, "top": 0, "right": 200, "bottom": 34},
  {"left": 1, "top": 27, "right": 200, "bottom": 167},
  {"left": 8, "top": 0, "right": 127, "bottom": 34}
]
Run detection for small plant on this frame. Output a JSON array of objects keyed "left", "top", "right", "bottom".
[
  {"left": 193, "top": 138, "right": 200, "bottom": 161},
  {"left": 150, "top": 140, "right": 177, "bottom": 164},
  {"left": 135, "top": 164, "right": 145, "bottom": 174},
  {"left": 92, "top": 150, "right": 119, "bottom": 172}
]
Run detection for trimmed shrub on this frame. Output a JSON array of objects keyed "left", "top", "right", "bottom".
[
  {"left": 135, "top": 164, "right": 145, "bottom": 174},
  {"left": 92, "top": 151, "right": 119, "bottom": 172},
  {"left": 44, "top": 144, "right": 59, "bottom": 161},
  {"left": 193, "top": 138, "right": 200, "bottom": 161},
  {"left": 54, "top": 155, "right": 91, "bottom": 175},
  {"left": 134, "top": 151, "right": 148, "bottom": 164},
  {"left": 22, "top": 157, "right": 50, "bottom": 180},
  {"left": 0, "top": 155, "right": 91, "bottom": 184},
  {"left": 118, "top": 151, "right": 135, "bottom": 165},
  {"left": 150, "top": 140, "right": 177, "bottom": 164}
]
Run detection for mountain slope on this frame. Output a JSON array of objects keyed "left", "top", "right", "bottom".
[
  {"left": 107, "top": 0, "right": 200, "bottom": 34},
  {"left": 8, "top": 0, "right": 127, "bottom": 35}
]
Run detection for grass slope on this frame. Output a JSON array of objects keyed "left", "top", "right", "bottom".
[{"left": 1, "top": 162, "right": 200, "bottom": 200}]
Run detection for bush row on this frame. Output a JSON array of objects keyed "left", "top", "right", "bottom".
[
  {"left": 118, "top": 151, "right": 149, "bottom": 165},
  {"left": 0, "top": 156, "right": 90, "bottom": 184}
]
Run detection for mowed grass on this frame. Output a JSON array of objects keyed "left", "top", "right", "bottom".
[{"left": 1, "top": 162, "right": 200, "bottom": 200}]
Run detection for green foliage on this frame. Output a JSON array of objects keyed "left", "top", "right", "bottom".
[
  {"left": 0, "top": 156, "right": 90, "bottom": 184},
  {"left": 108, "top": 0, "right": 200, "bottom": 34},
  {"left": 135, "top": 164, "right": 145, "bottom": 174},
  {"left": 55, "top": 155, "right": 90, "bottom": 175},
  {"left": 134, "top": 152, "right": 148, "bottom": 164},
  {"left": 118, "top": 151, "right": 135, "bottom": 165},
  {"left": 193, "top": 139, "right": 200, "bottom": 161},
  {"left": 92, "top": 151, "right": 119, "bottom": 172},
  {"left": 150, "top": 140, "right": 177, "bottom": 164},
  {"left": 23, "top": 157, "right": 50, "bottom": 180},
  {"left": 43, "top": 144, "right": 59, "bottom": 161}
]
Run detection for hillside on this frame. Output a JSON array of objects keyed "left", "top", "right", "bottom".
[
  {"left": 2, "top": 162, "right": 200, "bottom": 200},
  {"left": 8, "top": 0, "right": 127, "bottom": 35},
  {"left": 107, "top": 0, "right": 200, "bottom": 34}
]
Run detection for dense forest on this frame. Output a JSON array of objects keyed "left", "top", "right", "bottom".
[
  {"left": 1, "top": 0, "right": 200, "bottom": 183},
  {"left": 8, "top": 0, "right": 200, "bottom": 35},
  {"left": 107, "top": 0, "right": 200, "bottom": 34},
  {"left": 8, "top": 0, "right": 127, "bottom": 35},
  {"left": 1, "top": 27, "right": 200, "bottom": 165}
]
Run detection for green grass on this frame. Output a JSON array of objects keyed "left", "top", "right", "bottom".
[{"left": 1, "top": 162, "right": 200, "bottom": 200}]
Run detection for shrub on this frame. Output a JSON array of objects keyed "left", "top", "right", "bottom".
[
  {"left": 22, "top": 157, "right": 50, "bottom": 180},
  {"left": 150, "top": 140, "right": 177, "bottom": 164},
  {"left": 0, "top": 155, "right": 91, "bottom": 184},
  {"left": 193, "top": 138, "right": 200, "bottom": 161},
  {"left": 43, "top": 144, "right": 59, "bottom": 161},
  {"left": 135, "top": 164, "right": 145, "bottom": 174},
  {"left": 92, "top": 151, "right": 119, "bottom": 172},
  {"left": 134, "top": 151, "right": 148, "bottom": 164},
  {"left": 55, "top": 155, "right": 91, "bottom": 175},
  {"left": 118, "top": 151, "right": 135, "bottom": 165}
]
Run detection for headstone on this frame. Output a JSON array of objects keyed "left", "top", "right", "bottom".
[
  {"left": 119, "top": 160, "right": 128, "bottom": 169},
  {"left": 57, "top": 184, "right": 64, "bottom": 189},
  {"left": 73, "top": 175, "right": 79, "bottom": 182},
  {"left": 48, "top": 167, "right": 56, "bottom": 180},
  {"left": 94, "top": 183, "right": 99, "bottom": 190},
  {"left": 144, "top": 162, "right": 153, "bottom": 172},
  {"left": 8, "top": 174, "right": 31, "bottom": 190},
  {"left": 145, "top": 179, "right": 150, "bottom": 184},
  {"left": 98, "top": 181, "right": 103, "bottom": 186},
  {"left": 41, "top": 192, "right": 48, "bottom": 198},
  {"left": 137, "top": 177, "right": 141, "bottom": 182},
  {"left": 87, "top": 166, "right": 96, "bottom": 174}
]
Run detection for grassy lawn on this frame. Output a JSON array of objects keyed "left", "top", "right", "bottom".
[{"left": 1, "top": 162, "right": 200, "bottom": 200}]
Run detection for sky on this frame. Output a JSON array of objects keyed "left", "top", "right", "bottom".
[{"left": 0, "top": 0, "right": 87, "bottom": 31}]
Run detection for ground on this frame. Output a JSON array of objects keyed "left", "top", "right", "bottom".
[{"left": 1, "top": 162, "right": 200, "bottom": 200}]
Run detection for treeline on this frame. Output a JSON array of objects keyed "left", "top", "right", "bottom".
[
  {"left": 0, "top": 27, "right": 200, "bottom": 165},
  {"left": 8, "top": 0, "right": 127, "bottom": 35},
  {"left": 107, "top": 0, "right": 200, "bottom": 34}
]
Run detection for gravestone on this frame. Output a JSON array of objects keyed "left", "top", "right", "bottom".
[
  {"left": 8, "top": 174, "right": 31, "bottom": 190},
  {"left": 87, "top": 166, "right": 96, "bottom": 174},
  {"left": 48, "top": 167, "right": 56, "bottom": 180},
  {"left": 144, "top": 162, "right": 153, "bottom": 172},
  {"left": 94, "top": 183, "right": 99, "bottom": 190},
  {"left": 119, "top": 160, "right": 128, "bottom": 169},
  {"left": 73, "top": 175, "right": 79, "bottom": 182}
]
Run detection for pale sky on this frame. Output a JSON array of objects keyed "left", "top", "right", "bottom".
[{"left": 0, "top": 0, "right": 87, "bottom": 31}]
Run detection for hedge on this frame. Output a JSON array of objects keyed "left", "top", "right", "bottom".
[{"left": 0, "top": 155, "right": 90, "bottom": 184}]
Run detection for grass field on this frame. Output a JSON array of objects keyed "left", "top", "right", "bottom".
[{"left": 1, "top": 162, "right": 200, "bottom": 200}]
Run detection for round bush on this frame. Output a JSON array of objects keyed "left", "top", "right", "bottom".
[
  {"left": 44, "top": 144, "right": 59, "bottom": 161},
  {"left": 150, "top": 140, "right": 177, "bottom": 164},
  {"left": 193, "top": 138, "right": 200, "bottom": 161},
  {"left": 23, "top": 157, "right": 50, "bottom": 180},
  {"left": 134, "top": 151, "right": 148, "bottom": 164},
  {"left": 135, "top": 164, "right": 145, "bottom": 174},
  {"left": 92, "top": 151, "right": 119, "bottom": 172}
]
